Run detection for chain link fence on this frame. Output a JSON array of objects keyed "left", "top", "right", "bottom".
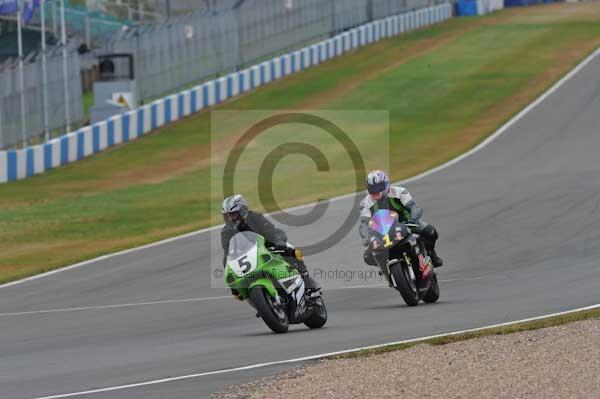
[
  {"left": 109, "top": 0, "right": 440, "bottom": 102},
  {"left": 31, "top": 1, "right": 130, "bottom": 48},
  {"left": 0, "top": 0, "right": 444, "bottom": 149},
  {"left": 0, "top": 48, "right": 84, "bottom": 149}
]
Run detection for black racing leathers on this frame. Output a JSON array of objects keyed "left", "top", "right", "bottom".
[
  {"left": 220, "top": 210, "right": 313, "bottom": 278},
  {"left": 221, "top": 210, "right": 287, "bottom": 267}
]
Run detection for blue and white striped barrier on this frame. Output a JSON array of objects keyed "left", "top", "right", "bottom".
[
  {"left": 456, "top": 0, "right": 504, "bottom": 16},
  {"left": 0, "top": 3, "right": 453, "bottom": 184}
]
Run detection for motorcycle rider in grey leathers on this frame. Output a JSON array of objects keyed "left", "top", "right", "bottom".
[{"left": 359, "top": 170, "right": 444, "bottom": 268}]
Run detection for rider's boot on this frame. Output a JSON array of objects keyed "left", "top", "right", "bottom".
[
  {"left": 428, "top": 248, "right": 443, "bottom": 268},
  {"left": 290, "top": 249, "right": 322, "bottom": 294},
  {"left": 301, "top": 271, "right": 322, "bottom": 295},
  {"left": 294, "top": 260, "right": 321, "bottom": 294},
  {"left": 421, "top": 225, "right": 443, "bottom": 268}
]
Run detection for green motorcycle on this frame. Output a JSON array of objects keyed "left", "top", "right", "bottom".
[{"left": 224, "top": 231, "right": 328, "bottom": 333}]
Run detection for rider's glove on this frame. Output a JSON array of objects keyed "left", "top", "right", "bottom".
[
  {"left": 408, "top": 203, "right": 423, "bottom": 223},
  {"left": 294, "top": 248, "right": 304, "bottom": 261},
  {"left": 271, "top": 240, "right": 287, "bottom": 250}
]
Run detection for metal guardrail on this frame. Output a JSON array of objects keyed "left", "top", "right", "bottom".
[
  {"left": 109, "top": 0, "right": 448, "bottom": 103},
  {"left": 0, "top": 46, "right": 84, "bottom": 150}
]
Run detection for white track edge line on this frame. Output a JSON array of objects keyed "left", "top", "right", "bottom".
[
  {"left": 0, "top": 284, "right": 395, "bottom": 317},
  {"left": 0, "top": 296, "right": 232, "bottom": 317},
  {"left": 0, "top": 278, "right": 483, "bottom": 316},
  {"left": 0, "top": 284, "right": 385, "bottom": 317},
  {"left": 4, "top": 47, "right": 599, "bottom": 291},
  {"left": 32, "top": 302, "right": 600, "bottom": 399}
]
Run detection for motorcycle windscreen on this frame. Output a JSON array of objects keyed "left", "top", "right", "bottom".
[
  {"left": 369, "top": 209, "right": 397, "bottom": 235},
  {"left": 227, "top": 231, "right": 260, "bottom": 277}
]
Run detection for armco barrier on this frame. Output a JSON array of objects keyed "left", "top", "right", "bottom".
[{"left": 0, "top": 3, "right": 453, "bottom": 185}]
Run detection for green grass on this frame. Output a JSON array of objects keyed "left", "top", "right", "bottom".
[
  {"left": 334, "top": 307, "right": 600, "bottom": 359},
  {"left": 2, "top": 4, "right": 600, "bottom": 283}
]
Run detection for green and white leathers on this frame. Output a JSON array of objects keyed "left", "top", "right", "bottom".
[
  {"left": 224, "top": 231, "right": 327, "bottom": 334},
  {"left": 360, "top": 187, "right": 417, "bottom": 226}
]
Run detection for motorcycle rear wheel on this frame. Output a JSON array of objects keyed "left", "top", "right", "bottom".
[
  {"left": 250, "top": 287, "right": 289, "bottom": 333},
  {"left": 422, "top": 273, "right": 440, "bottom": 303},
  {"left": 304, "top": 297, "right": 328, "bottom": 329},
  {"left": 390, "top": 263, "right": 419, "bottom": 306}
]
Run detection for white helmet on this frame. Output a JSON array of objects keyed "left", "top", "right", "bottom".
[
  {"left": 222, "top": 194, "right": 249, "bottom": 227},
  {"left": 366, "top": 170, "right": 390, "bottom": 199}
]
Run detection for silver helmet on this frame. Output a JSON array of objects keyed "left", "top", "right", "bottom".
[
  {"left": 221, "top": 194, "right": 249, "bottom": 227},
  {"left": 366, "top": 170, "right": 390, "bottom": 199}
]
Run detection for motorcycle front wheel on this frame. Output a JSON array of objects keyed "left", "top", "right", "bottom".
[
  {"left": 390, "top": 263, "right": 419, "bottom": 306},
  {"left": 250, "top": 287, "right": 289, "bottom": 333}
]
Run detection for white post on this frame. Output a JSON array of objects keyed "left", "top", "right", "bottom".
[
  {"left": 138, "top": 1, "right": 144, "bottom": 22},
  {"left": 17, "top": 1, "right": 28, "bottom": 147},
  {"left": 60, "top": 0, "right": 71, "bottom": 133},
  {"left": 52, "top": 0, "right": 57, "bottom": 35},
  {"left": 84, "top": 1, "right": 91, "bottom": 48},
  {"left": 41, "top": 0, "right": 50, "bottom": 141},
  {"left": 0, "top": 88, "right": 4, "bottom": 150}
]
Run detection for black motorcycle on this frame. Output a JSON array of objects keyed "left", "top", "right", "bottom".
[{"left": 367, "top": 209, "right": 440, "bottom": 306}]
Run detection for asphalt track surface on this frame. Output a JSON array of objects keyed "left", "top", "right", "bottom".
[{"left": 2, "top": 50, "right": 600, "bottom": 399}]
